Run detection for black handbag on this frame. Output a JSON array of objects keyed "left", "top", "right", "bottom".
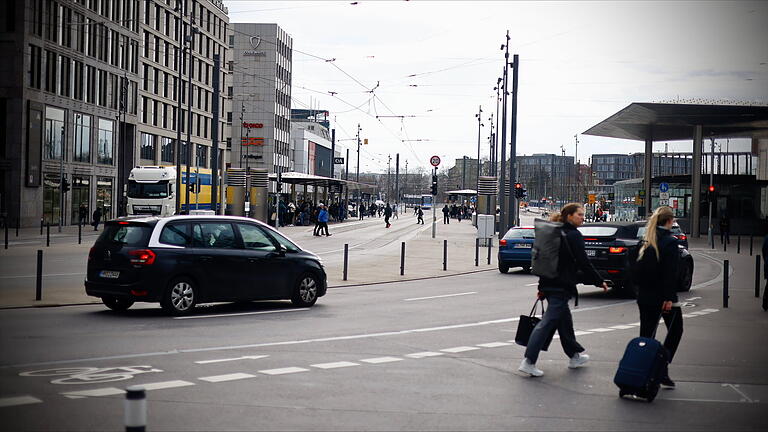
[{"left": 515, "top": 298, "right": 554, "bottom": 351}]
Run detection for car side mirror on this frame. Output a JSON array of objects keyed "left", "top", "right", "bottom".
[{"left": 277, "top": 244, "right": 287, "bottom": 256}]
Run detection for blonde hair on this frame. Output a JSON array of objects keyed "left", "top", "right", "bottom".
[
  {"left": 550, "top": 203, "right": 583, "bottom": 223},
  {"left": 639, "top": 206, "right": 675, "bottom": 261}
]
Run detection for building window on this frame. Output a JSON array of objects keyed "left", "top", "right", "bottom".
[
  {"left": 73, "top": 60, "right": 84, "bottom": 100},
  {"left": 44, "top": 106, "right": 65, "bottom": 160},
  {"left": 161, "top": 137, "right": 175, "bottom": 163},
  {"left": 140, "top": 132, "right": 156, "bottom": 161},
  {"left": 97, "top": 118, "right": 114, "bottom": 165},
  {"left": 73, "top": 113, "right": 91, "bottom": 163},
  {"left": 29, "top": 45, "right": 42, "bottom": 89},
  {"left": 196, "top": 144, "right": 207, "bottom": 168},
  {"left": 44, "top": 50, "right": 57, "bottom": 93}
]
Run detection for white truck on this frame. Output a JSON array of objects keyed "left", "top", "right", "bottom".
[{"left": 127, "top": 166, "right": 177, "bottom": 216}]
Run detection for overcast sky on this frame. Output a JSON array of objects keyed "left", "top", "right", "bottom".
[{"left": 224, "top": 0, "right": 768, "bottom": 172}]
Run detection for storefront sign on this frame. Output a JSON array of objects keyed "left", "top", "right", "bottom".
[{"left": 242, "top": 122, "right": 264, "bottom": 129}]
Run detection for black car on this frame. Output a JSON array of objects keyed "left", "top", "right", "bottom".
[
  {"left": 85, "top": 215, "right": 327, "bottom": 315},
  {"left": 577, "top": 221, "right": 694, "bottom": 297}
]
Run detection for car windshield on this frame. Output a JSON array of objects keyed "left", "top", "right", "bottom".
[
  {"left": 577, "top": 226, "right": 618, "bottom": 237},
  {"left": 638, "top": 225, "right": 683, "bottom": 239},
  {"left": 504, "top": 228, "right": 535, "bottom": 239},
  {"left": 98, "top": 224, "right": 152, "bottom": 246},
  {"left": 127, "top": 180, "right": 169, "bottom": 198}
]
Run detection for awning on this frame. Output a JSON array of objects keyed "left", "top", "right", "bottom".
[{"left": 267, "top": 172, "right": 377, "bottom": 192}]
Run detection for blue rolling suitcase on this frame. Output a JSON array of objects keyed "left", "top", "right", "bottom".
[{"left": 613, "top": 337, "right": 668, "bottom": 402}]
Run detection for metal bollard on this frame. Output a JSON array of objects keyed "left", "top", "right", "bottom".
[
  {"left": 756, "top": 255, "right": 762, "bottom": 298},
  {"left": 4, "top": 223, "right": 7, "bottom": 250},
  {"left": 343, "top": 244, "right": 348, "bottom": 281},
  {"left": 487, "top": 237, "right": 492, "bottom": 265},
  {"left": 750, "top": 235, "right": 753, "bottom": 256},
  {"left": 723, "top": 236, "right": 727, "bottom": 252},
  {"left": 443, "top": 240, "right": 447, "bottom": 271},
  {"left": 124, "top": 385, "right": 147, "bottom": 432},
  {"left": 16, "top": 220, "right": 19, "bottom": 237},
  {"left": 78, "top": 222, "right": 82, "bottom": 245},
  {"left": 400, "top": 242, "right": 405, "bottom": 275},
  {"left": 723, "top": 259, "right": 729, "bottom": 308},
  {"left": 40, "top": 218, "right": 43, "bottom": 236},
  {"left": 46, "top": 223, "right": 50, "bottom": 247},
  {"left": 737, "top": 235, "right": 741, "bottom": 254},
  {"left": 475, "top": 238, "right": 479, "bottom": 267},
  {"left": 36, "top": 250, "right": 42, "bottom": 301}
]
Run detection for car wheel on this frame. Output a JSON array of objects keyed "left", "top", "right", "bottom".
[
  {"left": 102, "top": 296, "right": 134, "bottom": 311},
  {"left": 161, "top": 277, "right": 197, "bottom": 316},
  {"left": 498, "top": 263, "right": 509, "bottom": 274},
  {"left": 679, "top": 261, "right": 693, "bottom": 292},
  {"left": 291, "top": 273, "right": 319, "bottom": 307}
]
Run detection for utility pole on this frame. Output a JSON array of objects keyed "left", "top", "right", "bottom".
[
  {"left": 59, "top": 126, "right": 64, "bottom": 232},
  {"left": 395, "top": 153, "right": 400, "bottom": 205},
  {"left": 476, "top": 105, "right": 483, "bottom": 193},
  {"left": 508, "top": 53, "right": 519, "bottom": 227},
  {"left": 356, "top": 123, "right": 362, "bottom": 210},
  {"left": 462, "top": 156, "right": 467, "bottom": 190},
  {"left": 498, "top": 31, "right": 510, "bottom": 238},
  {"left": 494, "top": 77, "right": 502, "bottom": 176},
  {"left": 387, "top": 154, "right": 391, "bottom": 202},
  {"left": 184, "top": 19, "right": 197, "bottom": 215},
  {"left": 404, "top": 160, "right": 408, "bottom": 197},
  {"left": 210, "top": 53, "right": 220, "bottom": 214},
  {"left": 330, "top": 128, "right": 336, "bottom": 179},
  {"left": 174, "top": 1, "right": 184, "bottom": 215},
  {"left": 708, "top": 135, "right": 715, "bottom": 246}
]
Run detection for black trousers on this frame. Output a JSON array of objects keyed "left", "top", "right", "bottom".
[
  {"left": 638, "top": 304, "right": 684, "bottom": 362},
  {"left": 443, "top": 214, "right": 449, "bottom": 224},
  {"left": 319, "top": 222, "right": 330, "bottom": 236}
]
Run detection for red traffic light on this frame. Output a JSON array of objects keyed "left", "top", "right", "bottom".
[
  {"left": 514, "top": 183, "right": 522, "bottom": 189},
  {"left": 708, "top": 185, "right": 715, "bottom": 192}
]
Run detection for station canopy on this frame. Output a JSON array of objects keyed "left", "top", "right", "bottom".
[
  {"left": 446, "top": 189, "right": 478, "bottom": 196},
  {"left": 583, "top": 103, "right": 768, "bottom": 141},
  {"left": 268, "top": 171, "right": 376, "bottom": 192}
]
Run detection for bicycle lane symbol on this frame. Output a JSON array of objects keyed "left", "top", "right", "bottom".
[{"left": 19, "top": 366, "right": 163, "bottom": 385}]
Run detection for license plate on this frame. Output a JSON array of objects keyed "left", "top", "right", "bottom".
[
  {"left": 99, "top": 270, "right": 120, "bottom": 279},
  {"left": 514, "top": 244, "right": 532, "bottom": 248},
  {"left": 586, "top": 249, "right": 596, "bottom": 257}
]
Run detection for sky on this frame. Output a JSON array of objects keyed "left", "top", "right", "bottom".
[{"left": 224, "top": 0, "right": 768, "bottom": 173}]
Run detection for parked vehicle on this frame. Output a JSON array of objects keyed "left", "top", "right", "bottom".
[
  {"left": 85, "top": 215, "right": 327, "bottom": 315},
  {"left": 578, "top": 221, "right": 694, "bottom": 297},
  {"left": 498, "top": 226, "right": 535, "bottom": 273}
]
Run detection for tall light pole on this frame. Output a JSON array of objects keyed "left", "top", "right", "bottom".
[
  {"left": 508, "top": 53, "right": 519, "bottom": 227},
  {"left": 707, "top": 135, "right": 715, "bottom": 246},
  {"left": 475, "top": 105, "right": 483, "bottom": 194},
  {"left": 184, "top": 24, "right": 198, "bottom": 215},
  {"left": 498, "top": 31, "right": 510, "bottom": 238}
]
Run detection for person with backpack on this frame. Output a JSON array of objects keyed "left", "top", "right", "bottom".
[
  {"left": 317, "top": 204, "right": 331, "bottom": 236},
  {"left": 442, "top": 204, "right": 450, "bottom": 224},
  {"left": 92, "top": 207, "right": 103, "bottom": 231},
  {"left": 416, "top": 206, "right": 424, "bottom": 225},
  {"left": 635, "top": 206, "right": 684, "bottom": 388},
  {"left": 518, "top": 202, "right": 608, "bottom": 377},
  {"left": 384, "top": 203, "right": 393, "bottom": 228}
]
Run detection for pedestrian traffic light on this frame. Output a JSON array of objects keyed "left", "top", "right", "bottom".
[
  {"left": 61, "top": 177, "right": 70, "bottom": 193},
  {"left": 514, "top": 182, "right": 524, "bottom": 199},
  {"left": 188, "top": 180, "right": 196, "bottom": 193},
  {"left": 431, "top": 175, "right": 438, "bottom": 196},
  {"left": 708, "top": 185, "right": 715, "bottom": 193}
]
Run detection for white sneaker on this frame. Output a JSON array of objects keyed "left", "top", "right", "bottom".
[
  {"left": 568, "top": 353, "right": 590, "bottom": 369},
  {"left": 518, "top": 358, "right": 544, "bottom": 377}
]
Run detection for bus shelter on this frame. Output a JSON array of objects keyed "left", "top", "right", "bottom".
[
  {"left": 267, "top": 171, "right": 377, "bottom": 213},
  {"left": 446, "top": 189, "right": 477, "bottom": 206}
]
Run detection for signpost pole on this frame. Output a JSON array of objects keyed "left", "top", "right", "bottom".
[{"left": 430, "top": 156, "right": 440, "bottom": 239}]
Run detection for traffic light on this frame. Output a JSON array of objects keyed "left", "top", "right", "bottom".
[
  {"left": 61, "top": 177, "right": 70, "bottom": 194},
  {"left": 707, "top": 184, "right": 716, "bottom": 201},
  {"left": 188, "top": 180, "right": 196, "bottom": 193},
  {"left": 514, "top": 182, "right": 525, "bottom": 199},
  {"left": 431, "top": 175, "right": 438, "bottom": 196}
]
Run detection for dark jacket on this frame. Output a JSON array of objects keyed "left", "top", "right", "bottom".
[
  {"left": 538, "top": 222, "right": 603, "bottom": 296},
  {"left": 636, "top": 227, "right": 681, "bottom": 307},
  {"left": 384, "top": 205, "right": 392, "bottom": 217}
]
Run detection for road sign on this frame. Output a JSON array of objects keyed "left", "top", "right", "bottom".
[
  {"left": 660, "top": 192, "right": 670, "bottom": 200},
  {"left": 659, "top": 199, "right": 669, "bottom": 206},
  {"left": 430, "top": 155, "right": 441, "bottom": 167},
  {"left": 659, "top": 182, "right": 669, "bottom": 193},
  {"left": 333, "top": 157, "right": 344, "bottom": 164}
]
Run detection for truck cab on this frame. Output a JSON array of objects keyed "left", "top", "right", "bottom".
[{"left": 127, "top": 166, "right": 177, "bottom": 216}]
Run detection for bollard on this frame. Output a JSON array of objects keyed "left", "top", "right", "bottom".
[
  {"left": 16, "top": 220, "right": 19, "bottom": 237},
  {"left": 343, "top": 244, "right": 348, "bottom": 281},
  {"left": 4, "top": 223, "right": 7, "bottom": 250},
  {"left": 40, "top": 218, "right": 43, "bottom": 236},
  {"left": 475, "top": 238, "right": 479, "bottom": 267},
  {"left": 723, "top": 236, "right": 727, "bottom": 252},
  {"left": 723, "top": 259, "right": 729, "bottom": 308},
  {"left": 78, "top": 222, "right": 82, "bottom": 245},
  {"left": 756, "top": 255, "right": 762, "bottom": 298},
  {"left": 487, "top": 237, "right": 492, "bottom": 265},
  {"left": 400, "top": 242, "right": 405, "bottom": 276},
  {"left": 36, "top": 250, "right": 42, "bottom": 301},
  {"left": 46, "top": 223, "right": 50, "bottom": 247},
  {"left": 737, "top": 235, "right": 741, "bottom": 254},
  {"left": 750, "top": 235, "right": 753, "bottom": 256},
  {"left": 443, "top": 239, "right": 447, "bottom": 271},
  {"left": 124, "top": 385, "right": 147, "bottom": 432}
]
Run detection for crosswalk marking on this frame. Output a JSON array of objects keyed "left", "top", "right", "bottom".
[
  {"left": 199, "top": 373, "right": 256, "bottom": 383},
  {"left": 360, "top": 357, "right": 403, "bottom": 364},
  {"left": 61, "top": 388, "right": 125, "bottom": 398},
  {"left": 574, "top": 330, "right": 592, "bottom": 336},
  {"left": 141, "top": 380, "right": 195, "bottom": 391},
  {"left": 310, "top": 361, "right": 359, "bottom": 369},
  {"left": 476, "top": 342, "right": 512, "bottom": 348},
  {"left": 588, "top": 328, "right": 615, "bottom": 333},
  {"left": 406, "top": 352, "right": 444, "bottom": 359},
  {"left": 610, "top": 325, "right": 636, "bottom": 329},
  {"left": 259, "top": 367, "right": 309, "bottom": 375},
  {"left": 441, "top": 346, "right": 480, "bottom": 353},
  {"left": 0, "top": 396, "right": 43, "bottom": 407}
]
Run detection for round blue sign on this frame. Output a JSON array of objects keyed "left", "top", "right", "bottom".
[{"left": 659, "top": 182, "right": 669, "bottom": 193}]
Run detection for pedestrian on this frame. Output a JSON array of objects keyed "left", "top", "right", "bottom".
[
  {"left": 719, "top": 214, "right": 730, "bottom": 244},
  {"left": 313, "top": 205, "right": 322, "bottom": 236},
  {"left": 416, "top": 206, "right": 424, "bottom": 225},
  {"left": 384, "top": 203, "right": 393, "bottom": 228},
  {"left": 442, "top": 204, "right": 450, "bottom": 224},
  {"left": 634, "top": 206, "right": 684, "bottom": 388},
  {"left": 319, "top": 204, "right": 331, "bottom": 236},
  {"left": 78, "top": 203, "right": 88, "bottom": 226},
  {"left": 393, "top": 203, "right": 399, "bottom": 219},
  {"left": 92, "top": 207, "right": 103, "bottom": 231},
  {"left": 359, "top": 202, "right": 366, "bottom": 220},
  {"left": 518, "top": 203, "right": 608, "bottom": 377}
]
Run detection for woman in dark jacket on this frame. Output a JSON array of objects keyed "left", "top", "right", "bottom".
[
  {"left": 519, "top": 203, "right": 608, "bottom": 377},
  {"left": 636, "top": 206, "right": 683, "bottom": 388}
]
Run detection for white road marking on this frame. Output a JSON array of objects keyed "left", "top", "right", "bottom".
[
  {"left": 194, "top": 355, "right": 268, "bottom": 364},
  {"left": 0, "top": 272, "right": 86, "bottom": 280},
  {"left": 682, "top": 313, "right": 697, "bottom": 318},
  {"left": 403, "top": 292, "right": 477, "bottom": 302},
  {"left": 405, "top": 352, "right": 444, "bottom": 359},
  {"left": 258, "top": 367, "right": 309, "bottom": 375},
  {"left": 310, "top": 361, "right": 359, "bottom": 369},
  {"left": 61, "top": 388, "right": 124, "bottom": 398},
  {"left": 610, "top": 325, "right": 636, "bottom": 330},
  {"left": 701, "top": 308, "right": 720, "bottom": 313},
  {"left": 0, "top": 396, "right": 43, "bottom": 407},
  {"left": 441, "top": 346, "right": 479, "bottom": 353},
  {"left": 574, "top": 331, "right": 592, "bottom": 336},
  {"left": 198, "top": 373, "right": 256, "bottom": 383},
  {"left": 587, "top": 328, "right": 615, "bottom": 333},
  {"left": 141, "top": 380, "right": 195, "bottom": 391},
  {"left": 174, "top": 308, "right": 310, "bottom": 320},
  {"left": 360, "top": 357, "right": 403, "bottom": 364},
  {"left": 524, "top": 283, "right": 539, "bottom": 286},
  {"left": 476, "top": 342, "right": 512, "bottom": 348},
  {"left": 686, "top": 311, "right": 709, "bottom": 316},
  {"left": 627, "top": 322, "right": 641, "bottom": 326},
  {"left": 686, "top": 296, "right": 702, "bottom": 301}
]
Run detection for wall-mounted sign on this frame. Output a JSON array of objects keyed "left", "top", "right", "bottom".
[
  {"left": 241, "top": 137, "right": 264, "bottom": 146},
  {"left": 242, "top": 122, "right": 264, "bottom": 129},
  {"left": 333, "top": 157, "right": 345, "bottom": 164},
  {"left": 243, "top": 35, "right": 267, "bottom": 57}
]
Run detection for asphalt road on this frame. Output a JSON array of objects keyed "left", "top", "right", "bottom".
[{"left": 2, "top": 244, "right": 766, "bottom": 431}]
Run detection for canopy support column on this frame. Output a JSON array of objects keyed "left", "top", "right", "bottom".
[{"left": 691, "top": 125, "right": 703, "bottom": 237}]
